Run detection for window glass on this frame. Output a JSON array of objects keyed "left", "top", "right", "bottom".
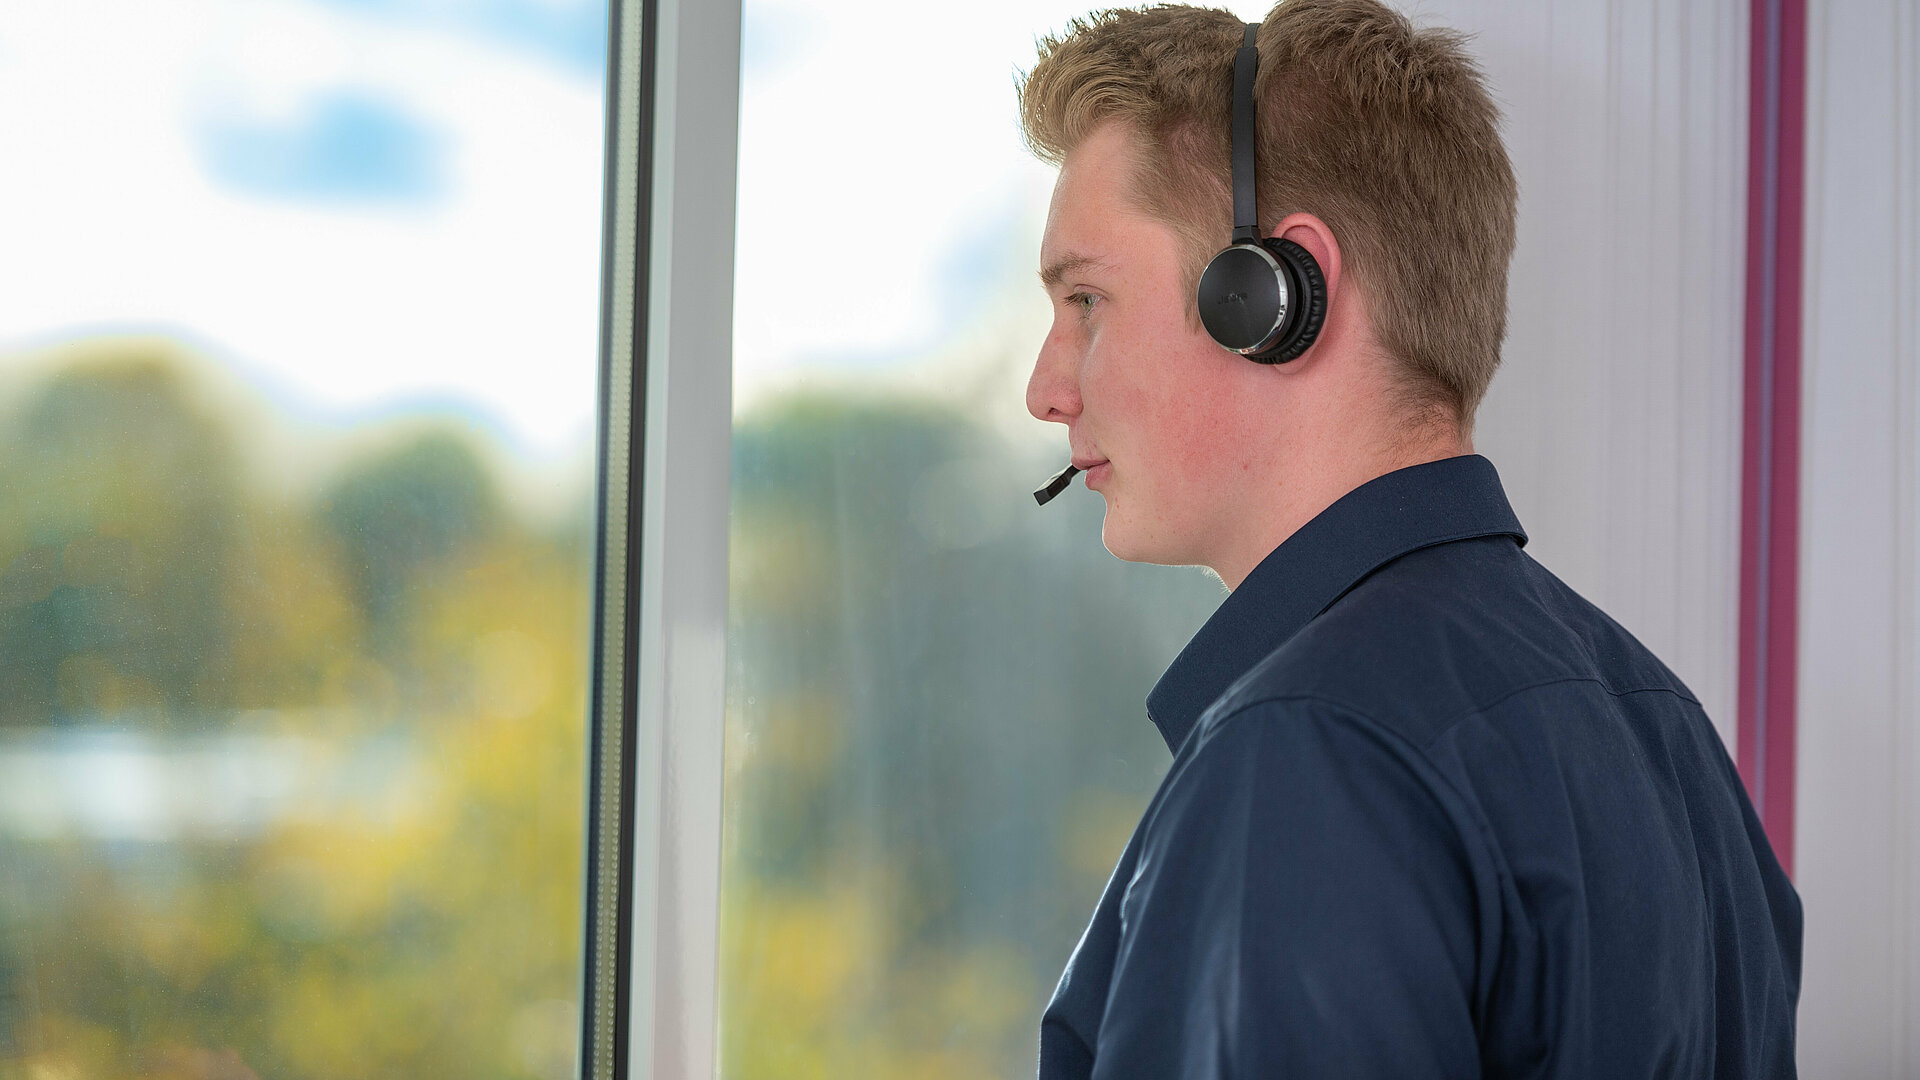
[
  {"left": 721, "top": 2, "right": 1232, "bottom": 1073},
  {"left": 0, "top": 4, "right": 606, "bottom": 1077}
]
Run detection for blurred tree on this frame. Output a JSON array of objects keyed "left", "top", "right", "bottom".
[
  {"left": 317, "top": 430, "right": 499, "bottom": 636},
  {"left": 0, "top": 343, "right": 586, "bottom": 1080},
  {"left": 723, "top": 391, "right": 1218, "bottom": 1077},
  {"left": 0, "top": 344, "right": 1220, "bottom": 1080},
  {"left": 0, "top": 351, "right": 244, "bottom": 727}
]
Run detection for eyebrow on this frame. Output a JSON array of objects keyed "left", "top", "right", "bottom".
[{"left": 1038, "top": 253, "right": 1115, "bottom": 291}]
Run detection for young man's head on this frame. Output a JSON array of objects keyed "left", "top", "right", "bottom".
[{"left": 1019, "top": 0, "right": 1517, "bottom": 588}]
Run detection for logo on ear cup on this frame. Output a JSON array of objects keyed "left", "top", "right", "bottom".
[{"left": 1197, "top": 242, "right": 1289, "bottom": 353}]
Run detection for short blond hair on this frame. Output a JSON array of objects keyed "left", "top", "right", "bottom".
[{"left": 1018, "top": 0, "right": 1517, "bottom": 429}]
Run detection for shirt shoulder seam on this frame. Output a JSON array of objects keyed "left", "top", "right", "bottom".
[{"left": 1205, "top": 676, "right": 1703, "bottom": 758}]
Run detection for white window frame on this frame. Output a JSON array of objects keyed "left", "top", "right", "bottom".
[{"left": 583, "top": 0, "right": 739, "bottom": 1076}]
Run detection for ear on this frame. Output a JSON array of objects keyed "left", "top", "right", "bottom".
[{"left": 1269, "top": 212, "right": 1341, "bottom": 310}]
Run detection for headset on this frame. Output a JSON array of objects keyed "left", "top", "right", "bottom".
[
  {"left": 1035, "top": 21, "right": 1326, "bottom": 505},
  {"left": 1195, "top": 22, "right": 1327, "bottom": 363}
]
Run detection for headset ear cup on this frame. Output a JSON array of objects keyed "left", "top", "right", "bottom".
[{"left": 1251, "top": 237, "right": 1327, "bottom": 364}]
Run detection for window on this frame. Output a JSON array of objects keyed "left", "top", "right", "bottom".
[
  {"left": 715, "top": 0, "right": 1225, "bottom": 1074},
  {"left": 0, "top": 4, "right": 608, "bottom": 1077}
]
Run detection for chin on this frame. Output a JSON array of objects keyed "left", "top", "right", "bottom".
[
  {"left": 1097, "top": 507, "right": 1129, "bottom": 560},
  {"left": 1099, "top": 509, "right": 1168, "bottom": 567},
  {"left": 1101, "top": 500, "right": 1209, "bottom": 570}
]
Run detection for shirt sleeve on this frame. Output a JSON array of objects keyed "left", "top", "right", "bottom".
[{"left": 1091, "top": 700, "right": 1485, "bottom": 1079}]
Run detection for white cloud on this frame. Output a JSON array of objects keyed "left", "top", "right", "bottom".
[{"left": 0, "top": 0, "right": 604, "bottom": 458}]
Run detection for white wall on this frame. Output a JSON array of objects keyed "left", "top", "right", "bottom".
[
  {"left": 1412, "top": 0, "right": 1750, "bottom": 750},
  {"left": 1796, "top": 0, "right": 1920, "bottom": 1074},
  {"left": 1417, "top": 2, "right": 1920, "bottom": 1068}
]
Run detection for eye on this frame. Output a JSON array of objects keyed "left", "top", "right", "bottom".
[{"left": 1064, "top": 291, "right": 1102, "bottom": 317}]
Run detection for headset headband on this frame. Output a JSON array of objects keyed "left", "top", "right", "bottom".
[{"left": 1231, "top": 22, "right": 1260, "bottom": 244}]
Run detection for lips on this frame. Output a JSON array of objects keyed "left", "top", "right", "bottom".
[
  {"left": 1071, "top": 456, "right": 1108, "bottom": 470},
  {"left": 1080, "top": 459, "right": 1112, "bottom": 490}
]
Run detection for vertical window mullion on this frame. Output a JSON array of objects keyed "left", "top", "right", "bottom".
[{"left": 583, "top": 0, "right": 739, "bottom": 1075}]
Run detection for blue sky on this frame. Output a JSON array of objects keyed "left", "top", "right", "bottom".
[{"left": 195, "top": 89, "right": 450, "bottom": 205}]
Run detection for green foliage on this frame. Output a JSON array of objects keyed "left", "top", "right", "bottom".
[
  {"left": 318, "top": 430, "right": 500, "bottom": 633},
  {"left": 0, "top": 353, "right": 244, "bottom": 725},
  {"left": 721, "top": 391, "right": 1219, "bottom": 1077},
  {"left": 0, "top": 342, "right": 1223, "bottom": 1080},
  {"left": 0, "top": 342, "right": 586, "bottom": 1080}
]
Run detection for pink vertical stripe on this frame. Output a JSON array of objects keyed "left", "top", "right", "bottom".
[{"left": 1736, "top": 0, "right": 1805, "bottom": 876}]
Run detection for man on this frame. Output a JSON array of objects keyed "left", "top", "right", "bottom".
[{"left": 1018, "top": 1, "right": 1802, "bottom": 1077}]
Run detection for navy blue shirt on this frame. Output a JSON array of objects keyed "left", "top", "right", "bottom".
[{"left": 1038, "top": 455, "right": 1801, "bottom": 1079}]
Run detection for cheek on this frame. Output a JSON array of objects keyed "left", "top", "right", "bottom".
[
  {"left": 1190, "top": 375, "right": 1268, "bottom": 462},
  {"left": 1103, "top": 348, "right": 1243, "bottom": 485},
  {"left": 1090, "top": 293, "right": 1267, "bottom": 486}
]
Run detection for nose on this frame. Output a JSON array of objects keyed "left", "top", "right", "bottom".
[{"left": 1026, "top": 321, "right": 1081, "bottom": 425}]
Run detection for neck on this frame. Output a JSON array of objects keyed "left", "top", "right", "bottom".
[{"left": 1211, "top": 425, "right": 1473, "bottom": 591}]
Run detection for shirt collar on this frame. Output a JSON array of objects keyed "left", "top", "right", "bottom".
[{"left": 1144, "top": 453, "right": 1527, "bottom": 754}]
